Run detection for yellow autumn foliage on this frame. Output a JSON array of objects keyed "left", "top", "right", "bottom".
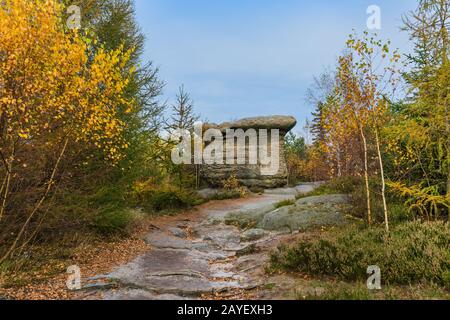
[{"left": 0, "top": 0, "right": 135, "bottom": 162}]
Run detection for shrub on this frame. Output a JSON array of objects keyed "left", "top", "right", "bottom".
[
  {"left": 222, "top": 174, "right": 248, "bottom": 198},
  {"left": 299, "top": 177, "right": 412, "bottom": 224},
  {"left": 130, "top": 180, "right": 201, "bottom": 212},
  {"left": 93, "top": 207, "right": 133, "bottom": 235},
  {"left": 319, "top": 176, "right": 361, "bottom": 194},
  {"left": 271, "top": 221, "right": 450, "bottom": 286},
  {"left": 388, "top": 181, "right": 449, "bottom": 220},
  {"left": 148, "top": 190, "right": 192, "bottom": 211}
]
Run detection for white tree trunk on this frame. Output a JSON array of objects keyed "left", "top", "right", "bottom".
[
  {"left": 375, "top": 129, "right": 389, "bottom": 232},
  {"left": 360, "top": 126, "right": 372, "bottom": 225}
]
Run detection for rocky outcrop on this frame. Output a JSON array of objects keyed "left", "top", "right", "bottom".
[{"left": 201, "top": 115, "right": 297, "bottom": 188}]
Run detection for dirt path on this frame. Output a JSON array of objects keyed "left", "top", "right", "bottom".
[{"left": 76, "top": 184, "right": 325, "bottom": 300}]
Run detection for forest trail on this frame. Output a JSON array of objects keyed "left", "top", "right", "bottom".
[{"left": 77, "top": 183, "right": 340, "bottom": 300}]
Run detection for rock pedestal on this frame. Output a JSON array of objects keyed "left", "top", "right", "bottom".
[{"left": 201, "top": 115, "right": 297, "bottom": 189}]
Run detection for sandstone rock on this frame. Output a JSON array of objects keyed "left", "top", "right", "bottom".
[
  {"left": 145, "top": 231, "right": 209, "bottom": 251},
  {"left": 201, "top": 115, "right": 297, "bottom": 189},
  {"left": 204, "top": 115, "right": 297, "bottom": 132},
  {"left": 258, "top": 194, "right": 351, "bottom": 231},
  {"left": 103, "top": 290, "right": 190, "bottom": 300},
  {"left": 224, "top": 194, "right": 351, "bottom": 232},
  {"left": 257, "top": 206, "right": 347, "bottom": 232},
  {"left": 195, "top": 224, "right": 241, "bottom": 249}
]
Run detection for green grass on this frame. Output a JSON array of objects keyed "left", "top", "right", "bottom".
[
  {"left": 274, "top": 199, "right": 295, "bottom": 209},
  {"left": 296, "top": 281, "right": 449, "bottom": 300},
  {"left": 264, "top": 283, "right": 277, "bottom": 290}
]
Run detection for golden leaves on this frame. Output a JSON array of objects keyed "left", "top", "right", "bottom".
[{"left": 0, "top": 0, "right": 136, "bottom": 163}]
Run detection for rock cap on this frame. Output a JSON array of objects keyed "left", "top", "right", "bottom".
[{"left": 205, "top": 115, "right": 297, "bottom": 132}]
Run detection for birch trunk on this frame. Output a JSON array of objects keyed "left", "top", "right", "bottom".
[
  {"left": 360, "top": 126, "right": 372, "bottom": 225},
  {"left": 375, "top": 128, "right": 389, "bottom": 232}
]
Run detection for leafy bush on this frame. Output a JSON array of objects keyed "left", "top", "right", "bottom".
[
  {"left": 387, "top": 202, "right": 413, "bottom": 224},
  {"left": 297, "top": 177, "right": 361, "bottom": 199},
  {"left": 298, "top": 177, "right": 412, "bottom": 224},
  {"left": 349, "top": 178, "right": 413, "bottom": 223},
  {"left": 222, "top": 174, "right": 248, "bottom": 198},
  {"left": 271, "top": 221, "right": 450, "bottom": 286},
  {"left": 388, "top": 181, "right": 449, "bottom": 220},
  {"left": 147, "top": 190, "right": 193, "bottom": 211},
  {"left": 130, "top": 180, "right": 201, "bottom": 212},
  {"left": 211, "top": 190, "right": 244, "bottom": 201},
  {"left": 93, "top": 207, "right": 134, "bottom": 235},
  {"left": 249, "top": 186, "right": 265, "bottom": 194},
  {"left": 319, "top": 176, "right": 361, "bottom": 194}
]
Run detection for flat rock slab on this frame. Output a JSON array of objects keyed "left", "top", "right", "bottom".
[
  {"left": 241, "top": 229, "right": 268, "bottom": 242},
  {"left": 194, "top": 224, "right": 241, "bottom": 249},
  {"left": 103, "top": 247, "right": 246, "bottom": 298},
  {"left": 146, "top": 231, "right": 210, "bottom": 251}
]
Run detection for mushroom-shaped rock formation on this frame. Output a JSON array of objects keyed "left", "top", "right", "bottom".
[{"left": 201, "top": 115, "right": 297, "bottom": 189}]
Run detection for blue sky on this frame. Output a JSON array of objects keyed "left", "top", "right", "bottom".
[{"left": 135, "top": 0, "right": 418, "bottom": 133}]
